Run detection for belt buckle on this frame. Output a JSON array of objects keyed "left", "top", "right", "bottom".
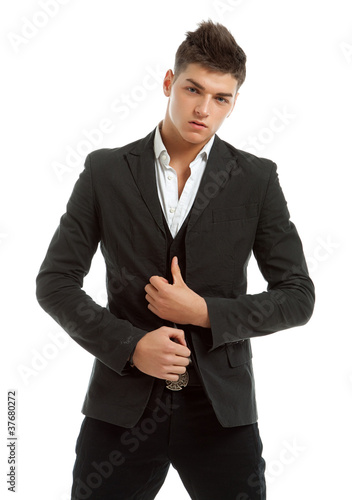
[{"left": 165, "top": 370, "right": 189, "bottom": 391}]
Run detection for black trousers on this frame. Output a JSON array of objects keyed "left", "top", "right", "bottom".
[{"left": 71, "top": 382, "right": 266, "bottom": 500}]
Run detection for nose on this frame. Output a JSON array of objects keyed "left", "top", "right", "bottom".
[{"left": 195, "top": 96, "right": 211, "bottom": 118}]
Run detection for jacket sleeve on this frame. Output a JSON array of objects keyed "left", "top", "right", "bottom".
[
  {"left": 204, "top": 163, "right": 315, "bottom": 351},
  {"left": 36, "top": 154, "right": 147, "bottom": 375}
]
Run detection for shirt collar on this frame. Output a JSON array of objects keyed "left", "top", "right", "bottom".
[{"left": 154, "top": 122, "right": 215, "bottom": 168}]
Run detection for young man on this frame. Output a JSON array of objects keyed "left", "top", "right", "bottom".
[{"left": 36, "top": 21, "right": 314, "bottom": 499}]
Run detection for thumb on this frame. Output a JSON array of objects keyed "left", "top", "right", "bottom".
[{"left": 171, "top": 256, "right": 184, "bottom": 285}]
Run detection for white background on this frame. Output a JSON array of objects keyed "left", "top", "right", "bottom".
[{"left": 1, "top": 0, "right": 352, "bottom": 498}]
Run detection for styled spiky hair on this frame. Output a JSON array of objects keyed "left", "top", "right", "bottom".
[{"left": 174, "top": 20, "right": 246, "bottom": 89}]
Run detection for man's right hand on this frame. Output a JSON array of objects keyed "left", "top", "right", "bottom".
[{"left": 132, "top": 326, "right": 191, "bottom": 381}]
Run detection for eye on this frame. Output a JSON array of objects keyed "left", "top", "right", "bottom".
[
  {"left": 186, "top": 87, "right": 198, "bottom": 94},
  {"left": 216, "top": 96, "right": 229, "bottom": 104}
]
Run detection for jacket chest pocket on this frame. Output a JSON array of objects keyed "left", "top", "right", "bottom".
[{"left": 212, "top": 203, "right": 259, "bottom": 224}]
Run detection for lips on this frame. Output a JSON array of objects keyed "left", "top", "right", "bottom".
[{"left": 189, "top": 121, "right": 207, "bottom": 128}]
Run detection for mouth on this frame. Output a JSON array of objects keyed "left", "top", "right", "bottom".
[{"left": 189, "top": 121, "right": 207, "bottom": 129}]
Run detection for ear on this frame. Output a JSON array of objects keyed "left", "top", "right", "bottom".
[
  {"left": 163, "top": 69, "right": 174, "bottom": 97},
  {"left": 227, "top": 92, "right": 239, "bottom": 118}
]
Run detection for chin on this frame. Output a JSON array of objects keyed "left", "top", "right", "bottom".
[{"left": 182, "top": 130, "right": 212, "bottom": 145}]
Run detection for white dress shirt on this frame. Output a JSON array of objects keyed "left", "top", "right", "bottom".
[{"left": 154, "top": 124, "right": 214, "bottom": 238}]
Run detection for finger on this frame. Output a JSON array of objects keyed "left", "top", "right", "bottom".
[
  {"left": 168, "top": 365, "right": 187, "bottom": 375},
  {"left": 173, "top": 356, "right": 190, "bottom": 367},
  {"left": 144, "top": 283, "right": 157, "bottom": 298},
  {"left": 164, "top": 372, "right": 181, "bottom": 382},
  {"left": 175, "top": 345, "right": 191, "bottom": 358},
  {"left": 171, "top": 256, "right": 184, "bottom": 286},
  {"left": 147, "top": 303, "right": 159, "bottom": 316},
  {"left": 149, "top": 275, "right": 169, "bottom": 289},
  {"left": 144, "top": 291, "right": 155, "bottom": 307},
  {"left": 169, "top": 329, "right": 187, "bottom": 347},
  {"left": 171, "top": 339, "right": 191, "bottom": 358},
  {"left": 144, "top": 283, "right": 151, "bottom": 293}
]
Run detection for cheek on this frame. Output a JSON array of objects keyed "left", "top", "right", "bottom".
[
  {"left": 169, "top": 95, "right": 184, "bottom": 121},
  {"left": 208, "top": 111, "right": 226, "bottom": 131}
]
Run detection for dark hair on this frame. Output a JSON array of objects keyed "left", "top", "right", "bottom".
[{"left": 174, "top": 20, "right": 246, "bottom": 90}]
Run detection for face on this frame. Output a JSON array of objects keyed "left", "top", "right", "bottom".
[{"left": 163, "top": 63, "right": 239, "bottom": 148}]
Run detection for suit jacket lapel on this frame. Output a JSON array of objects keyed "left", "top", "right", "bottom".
[
  {"left": 125, "top": 130, "right": 166, "bottom": 235},
  {"left": 188, "top": 135, "right": 239, "bottom": 231}
]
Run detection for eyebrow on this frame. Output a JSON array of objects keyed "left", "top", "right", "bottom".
[{"left": 185, "top": 78, "right": 234, "bottom": 98}]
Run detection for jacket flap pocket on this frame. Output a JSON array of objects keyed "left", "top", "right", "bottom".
[{"left": 226, "top": 340, "right": 252, "bottom": 368}]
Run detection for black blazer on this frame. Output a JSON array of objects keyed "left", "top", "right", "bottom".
[{"left": 36, "top": 130, "right": 315, "bottom": 428}]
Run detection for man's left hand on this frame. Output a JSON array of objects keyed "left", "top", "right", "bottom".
[{"left": 145, "top": 256, "right": 210, "bottom": 328}]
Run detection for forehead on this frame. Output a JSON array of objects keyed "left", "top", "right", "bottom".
[{"left": 176, "top": 63, "right": 238, "bottom": 94}]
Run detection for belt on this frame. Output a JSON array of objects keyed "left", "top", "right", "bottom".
[{"left": 165, "top": 365, "right": 202, "bottom": 391}]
